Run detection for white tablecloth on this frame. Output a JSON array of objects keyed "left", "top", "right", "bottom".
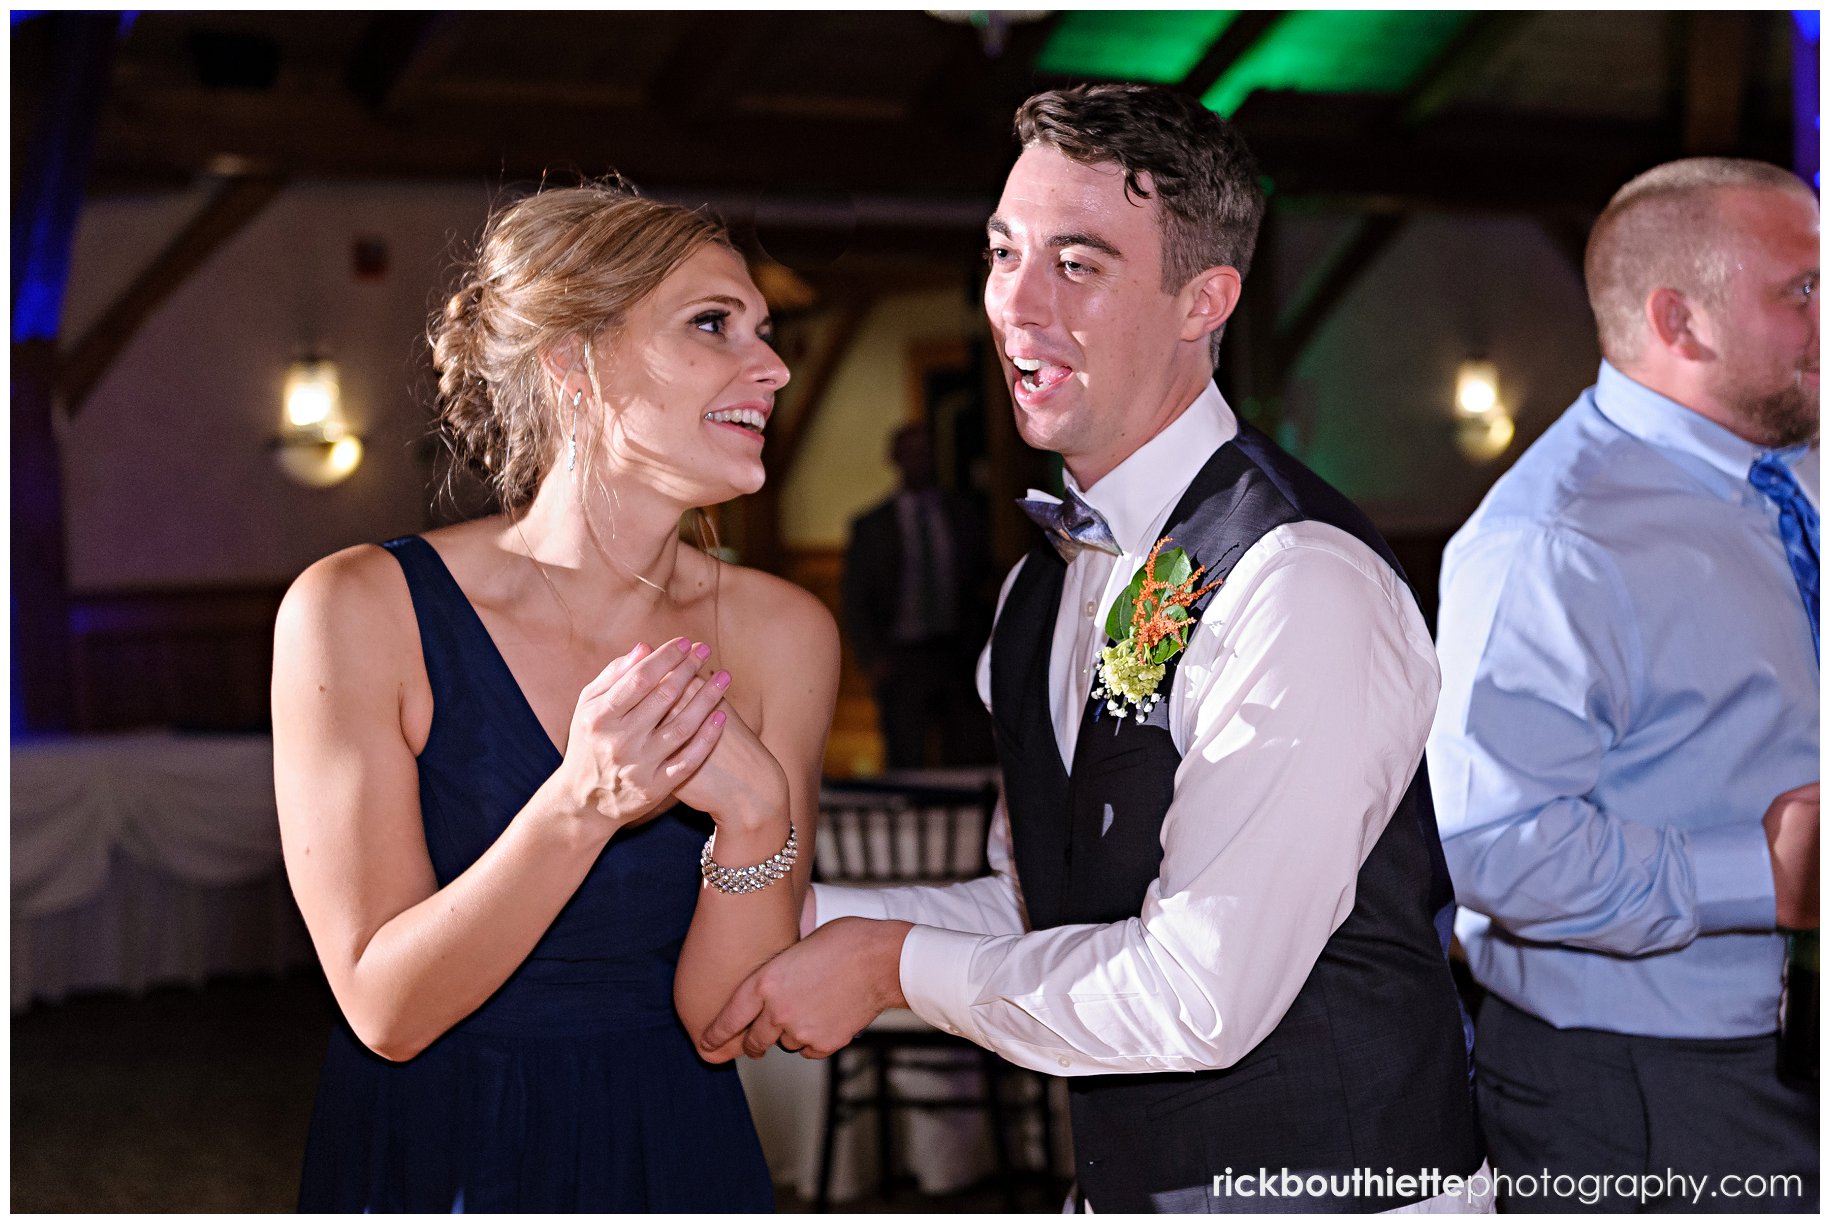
[
  {"left": 11, "top": 730, "right": 314, "bottom": 1011},
  {"left": 10, "top": 736, "right": 1053, "bottom": 1196}
]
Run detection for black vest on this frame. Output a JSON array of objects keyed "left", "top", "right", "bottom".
[{"left": 990, "top": 424, "right": 1482, "bottom": 1211}]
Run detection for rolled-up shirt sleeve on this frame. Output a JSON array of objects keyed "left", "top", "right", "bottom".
[
  {"left": 899, "top": 527, "right": 1441, "bottom": 1075},
  {"left": 1428, "top": 522, "right": 1777, "bottom": 954}
]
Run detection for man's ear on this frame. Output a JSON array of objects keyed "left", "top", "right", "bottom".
[
  {"left": 1644, "top": 288, "right": 1715, "bottom": 362},
  {"left": 1179, "top": 265, "right": 1244, "bottom": 344}
]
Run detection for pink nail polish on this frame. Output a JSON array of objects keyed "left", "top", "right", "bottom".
[
  {"left": 711, "top": 711, "right": 727, "bottom": 728},
  {"left": 713, "top": 671, "right": 732, "bottom": 689},
  {"left": 632, "top": 642, "right": 649, "bottom": 655},
  {"left": 694, "top": 642, "right": 712, "bottom": 659},
  {"left": 675, "top": 638, "right": 691, "bottom": 653}
]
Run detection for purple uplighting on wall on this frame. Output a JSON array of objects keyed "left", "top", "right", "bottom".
[{"left": 1795, "top": 11, "right": 1820, "bottom": 191}]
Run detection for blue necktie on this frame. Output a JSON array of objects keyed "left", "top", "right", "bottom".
[
  {"left": 1017, "top": 487, "right": 1122, "bottom": 562},
  {"left": 1749, "top": 454, "right": 1820, "bottom": 660}
]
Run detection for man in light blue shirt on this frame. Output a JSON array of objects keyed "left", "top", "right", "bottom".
[{"left": 1431, "top": 158, "right": 1818, "bottom": 1211}]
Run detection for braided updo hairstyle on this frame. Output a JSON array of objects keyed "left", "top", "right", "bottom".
[{"left": 429, "top": 182, "right": 735, "bottom": 514}]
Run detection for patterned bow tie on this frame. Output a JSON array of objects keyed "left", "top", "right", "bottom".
[
  {"left": 1017, "top": 486, "right": 1122, "bottom": 562},
  {"left": 1750, "top": 453, "right": 1820, "bottom": 660}
]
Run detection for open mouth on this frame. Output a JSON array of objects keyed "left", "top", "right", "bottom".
[
  {"left": 704, "top": 406, "right": 768, "bottom": 437},
  {"left": 1011, "top": 356, "right": 1074, "bottom": 395}
]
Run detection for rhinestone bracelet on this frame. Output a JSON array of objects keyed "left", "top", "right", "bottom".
[{"left": 699, "top": 822, "right": 798, "bottom": 895}]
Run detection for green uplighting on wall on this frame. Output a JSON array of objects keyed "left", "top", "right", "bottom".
[
  {"left": 1037, "top": 10, "right": 1238, "bottom": 83},
  {"left": 1202, "top": 11, "right": 1472, "bottom": 117}
]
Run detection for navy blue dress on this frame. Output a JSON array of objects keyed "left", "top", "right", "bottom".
[{"left": 296, "top": 535, "right": 774, "bottom": 1213}]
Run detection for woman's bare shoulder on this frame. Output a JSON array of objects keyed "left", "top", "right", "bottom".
[
  {"left": 273, "top": 541, "right": 427, "bottom": 700},
  {"left": 715, "top": 562, "right": 840, "bottom": 668},
  {"left": 282, "top": 542, "right": 408, "bottom": 625}
]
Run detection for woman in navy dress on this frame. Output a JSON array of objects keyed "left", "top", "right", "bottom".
[{"left": 272, "top": 183, "right": 838, "bottom": 1212}]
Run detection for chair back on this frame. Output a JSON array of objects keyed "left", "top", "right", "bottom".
[{"left": 814, "top": 776, "right": 997, "bottom": 886}]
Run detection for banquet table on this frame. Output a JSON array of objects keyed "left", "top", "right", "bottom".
[
  {"left": 11, "top": 730, "right": 315, "bottom": 1012},
  {"left": 12, "top": 736, "right": 1054, "bottom": 1198}
]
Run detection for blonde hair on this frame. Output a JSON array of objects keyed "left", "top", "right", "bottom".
[
  {"left": 429, "top": 181, "right": 734, "bottom": 514},
  {"left": 1585, "top": 157, "right": 1812, "bottom": 365}
]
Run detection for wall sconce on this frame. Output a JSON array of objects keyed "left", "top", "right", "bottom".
[
  {"left": 272, "top": 357, "right": 363, "bottom": 487},
  {"left": 1453, "top": 358, "right": 1514, "bottom": 463}
]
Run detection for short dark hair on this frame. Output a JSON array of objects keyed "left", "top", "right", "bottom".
[
  {"left": 1585, "top": 157, "right": 1814, "bottom": 365},
  {"left": 1014, "top": 84, "right": 1265, "bottom": 358}
]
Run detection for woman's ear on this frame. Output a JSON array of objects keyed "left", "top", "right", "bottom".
[
  {"left": 539, "top": 335, "right": 587, "bottom": 387},
  {"left": 1179, "top": 265, "right": 1244, "bottom": 344}
]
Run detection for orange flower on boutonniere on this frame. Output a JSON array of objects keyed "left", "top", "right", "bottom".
[{"left": 1090, "top": 536, "right": 1222, "bottom": 722}]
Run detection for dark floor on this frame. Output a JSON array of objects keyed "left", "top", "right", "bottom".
[{"left": 10, "top": 972, "right": 1062, "bottom": 1213}]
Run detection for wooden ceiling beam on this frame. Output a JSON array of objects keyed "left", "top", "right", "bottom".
[
  {"left": 344, "top": 13, "right": 467, "bottom": 115},
  {"left": 739, "top": 294, "right": 876, "bottom": 573},
  {"left": 1267, "top": 213, "right": 1406, "bottom": 390},
  {"left": 91, "top": 87, "right": 1019, "bottom": 196},
  {"left": 1179, "top": 11, "right": 1286, "bottom": 102},
  {"left": 913, "top": 11, "right": 1063, "bottom": 144},
  {"left": 58, "top": 173, "right": 286, "bottom": 414},
  {"left": 646, "top": 11, "right": 778, "bottom": 125},
  {"left": 1400, "top": 12, "right": 1536, "bottom": 128},
  {"left": 1234, "top": 95, "right": 1762, "bottom": 211},
  {"left": 766, "top": 295, "right": 876, "bottom": 488}
]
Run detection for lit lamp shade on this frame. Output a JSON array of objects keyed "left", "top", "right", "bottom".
[
  {"left": 274, "top": 359, "right": 363, "bottom": 487},
  {"left": 274, "top": 431, "right": 365, "bottom": 488},
  {"left": 1456, "top": 413, "right": 1515, "bottom": 463},
  {"left": 1453, "top": 358, "right": 1514, "bottom": 463}
]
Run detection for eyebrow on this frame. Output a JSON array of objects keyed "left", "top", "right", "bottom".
[
  {"left": 986, "top": 216, "right": 1124, "bottom": 260},
  {"left": 687, "top": 294, "right": 748, "bottom": 312}
]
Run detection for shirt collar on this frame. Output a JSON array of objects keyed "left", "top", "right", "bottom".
[
  {"left": 1592, "top": 360, "right": 1809, "bottom": 490},
  {"left": 1064, "top": 381, "right": 1238, "bottom": 551}
]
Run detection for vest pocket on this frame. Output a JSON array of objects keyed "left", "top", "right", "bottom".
[{"left": 1142, "top": 1055, "right": 1282, "bottom": 1119}]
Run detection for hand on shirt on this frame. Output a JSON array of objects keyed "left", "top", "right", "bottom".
[
  {"left": 700, "top": 917, "right": 913, "bottom": 1058},
  {"left": 1765, "top": 781, "right": 1820, "bottom": 930}
]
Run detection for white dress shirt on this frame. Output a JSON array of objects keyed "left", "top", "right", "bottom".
[{"left": 816, "top": 381, "right": 1445, "bottom": 1082}]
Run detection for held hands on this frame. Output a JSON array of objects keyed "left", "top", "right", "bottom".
[
  {"left": 554, "top": 638, "right": 731, "bottom": 834},
  {"left": 1765, "top": 781, "right": 1820, "bottom": 930},
  {"left": 699, "top": 917, "right": 913, "bottom": 1061}
]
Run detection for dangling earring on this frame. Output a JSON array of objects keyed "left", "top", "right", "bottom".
[{"left": 566, "top": 390, "right": 581, "bottom": 472}]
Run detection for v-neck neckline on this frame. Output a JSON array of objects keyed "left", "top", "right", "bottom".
[{"left": 410, "top": 536, "right": 567, "bottom": 765}]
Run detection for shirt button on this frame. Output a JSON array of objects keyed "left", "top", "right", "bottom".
[
  {"left": 1085, "top": 600, "right": 1097, "bottom": 616},
  {"left": 1058, "top": 1056, "right": 1072, "bottom": 1068}
]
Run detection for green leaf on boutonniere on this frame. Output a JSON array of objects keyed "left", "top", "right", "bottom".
[
  {"left": 1093, "top": 537, "right": 1223, "bottom": 723},
  {"left": 1104, "top": 546, "right": 1194, "bottom": 642}
]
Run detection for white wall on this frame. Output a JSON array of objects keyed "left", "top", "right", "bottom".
[
  {"left": 58, "top": 182, "right": 957, "bottom": 590},
  {"left": 56, "top": 183, "right": 1603, "bottom": 592},
  {"left": 62, "top": 181, "right": 499, "bottom": 591},
  {"left": 1268, "top": 211, "right": 1600, "bottom": 534},
  {"left": 780, "top": 287, "right": 974, "bottom": 550}
]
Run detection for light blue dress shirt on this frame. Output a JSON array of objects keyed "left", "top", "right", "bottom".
[{"left": 1429, "top": 361, "right": 1820, "bottom": 1039}]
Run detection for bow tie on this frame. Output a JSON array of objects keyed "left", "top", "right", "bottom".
[{"left": 1017, "top": 486, "right": 1123, "bottom": 562}]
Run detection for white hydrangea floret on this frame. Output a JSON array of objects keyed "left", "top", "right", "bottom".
[{"left": 1090, "top": 641, "right": 1166, "bottom": 721}]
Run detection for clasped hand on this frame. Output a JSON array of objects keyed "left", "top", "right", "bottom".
[
  {"left": 699, "top": 917, "right": 914, "bottom": 1060},
  {"left": 553, "top": 637, "right": 783, "bottom": 834}
]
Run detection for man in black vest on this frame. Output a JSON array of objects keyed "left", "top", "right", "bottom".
[{"left": 703, "top": 84, "right": 1486, "bottom": 1212}]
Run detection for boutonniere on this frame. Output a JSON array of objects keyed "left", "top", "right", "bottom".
[{"left": 1091, "top": 536, "right": 1222, "bottom": 723}]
